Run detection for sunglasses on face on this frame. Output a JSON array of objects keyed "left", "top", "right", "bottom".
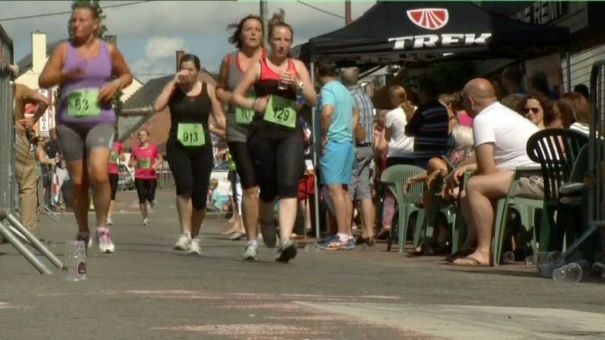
[{"left": 524, "top": 107, "right": 540, "bottom": 115}]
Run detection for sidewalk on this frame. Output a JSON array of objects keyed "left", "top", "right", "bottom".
[{"left": 1, "top": 190, "right": 604, "bottom": 339}]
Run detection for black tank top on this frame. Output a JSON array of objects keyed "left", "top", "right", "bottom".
[
  {"left": 168, "top": 82, "right": 211, "bottom": 148},
  {"left": 250, "top": 58, "right": 300, "bottom": 138}
]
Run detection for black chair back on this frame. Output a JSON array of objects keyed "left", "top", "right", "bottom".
[{"left": 526, "top": 129, "right": 589, "bottom": 202}]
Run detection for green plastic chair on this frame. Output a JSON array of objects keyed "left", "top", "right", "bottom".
[
  {"left": 412, "top": 159, "right": 465, "bottom": 255},
  {"left": 493, "top": 129, "right": 588, "bottom": 265},
  {"left": 380, "top": 165, "right": 426, "bottom": 253},
  {"left": 492, "top": 165, "right": 543, "bottom": 266},
  {"left": 411, "top": 176, "right": 457, "bottom": 254}
]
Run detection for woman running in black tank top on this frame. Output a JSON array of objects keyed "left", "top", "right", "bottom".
[
  {"left": 231, "top": 12, "right": 317, "bottom": 263},
  {"left": 155, "top": 54, "right": 226, "bottom": 255}
]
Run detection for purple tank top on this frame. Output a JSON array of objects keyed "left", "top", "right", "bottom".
[{"left": 57, "top": 40, "right": 115, "bottom": 127}]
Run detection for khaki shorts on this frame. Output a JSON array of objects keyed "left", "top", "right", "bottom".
[{"left": 511, "top": 175, "right": 544, "bottom": 199}]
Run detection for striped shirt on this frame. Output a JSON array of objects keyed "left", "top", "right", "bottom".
[
  {"left": 405, "top": 99, "right": 449, "bottom": 159},
  {"left": 349, "top": 85, "right": 374, "bottom": 145}
]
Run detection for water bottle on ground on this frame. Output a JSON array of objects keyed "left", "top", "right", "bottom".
[
  {"left": 304, "top": 243, "right": 321, "bottom": 253},
  {"left": 502, "top": 251, "right": 515, "bottom": 264},
  {"left": 591, "top": 262, "right": 605, "bottom": 279},
  {"left": 552, "top": 262, "right": 583, "bottom": 282},
  {"left": 64, "top": 240, "right": 87, "bottom": 282},
  {"left": 536, "top": 251, "right": 563, "bottom": 277}
]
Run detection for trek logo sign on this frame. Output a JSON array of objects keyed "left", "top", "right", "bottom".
[
  {"left": 407, "top": 8, "right": 449, "bottom": 30},
  {"left": 388, "top": 8, "right": 492, "bottom": 51}
]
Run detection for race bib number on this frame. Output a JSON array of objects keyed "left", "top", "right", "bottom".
[
  {"left": 177, "top": 123, "right": 205, "bottom": 147},
  {"left": 137, "top": 158, "right": 152, "bottom": 169},
  {"left": 235, "top": 107, "right": 254, "bottom": 125},
  {"left": 67, "top": 88, "right": 101, "bottom": 117},
  {"left": 263, "top": 95, "right": 296, "bottom": 128},
  {"left": 110, "top": 151, "right": 119, "bottom": 164}
]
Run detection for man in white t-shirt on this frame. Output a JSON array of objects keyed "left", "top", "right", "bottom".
[{"left": 452, "top": 78, "right": 539, "bottom": 266}]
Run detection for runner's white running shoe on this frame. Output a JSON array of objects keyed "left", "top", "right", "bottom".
[
  {"left": 188, "top": 238, "right": 202, "bottom": 255},
  {"left": 98, "top": 228, "right": 115, "bottom": 253},
  {"left": 243, "top": 242, "right": 259, "bottom": 261},
  {"left": 174, "top": 233, "right": 191, "bottom": 250}
]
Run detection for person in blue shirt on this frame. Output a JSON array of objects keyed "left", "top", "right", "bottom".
[{"left": 316, "top": 59, "right": 360, "bottom": 250}]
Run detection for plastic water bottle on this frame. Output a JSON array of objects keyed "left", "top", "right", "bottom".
[
  {"left": 552, "top": 262, "right": 583, "bottom": 282},
  {"left": 591, "top": 262, "right": 605, "bottom": 279},
  {"left": 304, "top": 243, "right": 321, "bottom": 253},
  {"left": 502, "top": 251, "right": 515, "bottom": 264},
  {"left": 536, "top": 251, "right": 563, "bottom": 277},
  {"left": 64, "top": 240, "right": 87, "bottom": 282}
]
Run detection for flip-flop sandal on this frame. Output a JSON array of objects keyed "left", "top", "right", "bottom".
[
  {"left": 445, "top": 248, "right": 474, "bottom": 263},
  {"left": 452, "top": 256, "right": 489, "bottom": 267},
  {"left": 228, "top": 232, "right": 246, "bottom": 240}
]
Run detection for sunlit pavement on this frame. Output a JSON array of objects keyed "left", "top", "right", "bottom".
[{"left": 1, "top": 190, "right": 604, "bottom": 339}]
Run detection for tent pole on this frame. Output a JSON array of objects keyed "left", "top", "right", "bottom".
[
  {"left": 310, "top": 61, "right": 321, "bottom": 240},
  {"left": 565, "top": 50, "right": 572, "bottom": 92}
]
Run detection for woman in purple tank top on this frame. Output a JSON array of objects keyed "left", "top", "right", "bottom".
[{"left": 39, "top": 3, "right": 132, "bottom": 254}]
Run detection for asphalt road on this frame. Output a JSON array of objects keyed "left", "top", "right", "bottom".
[{"left": 1, "top": 190, "right": 604, "bottom": 339}]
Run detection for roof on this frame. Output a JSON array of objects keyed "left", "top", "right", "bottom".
[
  {"left": 118, "top": 75, "right": 172, "bottom": 140},
  {"left": 118, "top": 72, "right": 219, "bottom": 141},
  {"left": 16, "top": 39, "right": 64, "bottom": 77}
]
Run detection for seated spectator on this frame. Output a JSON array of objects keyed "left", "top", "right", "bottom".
[
  {"left": 518, "top": 92, "right": 557, "bottom": 129},
  {"left": 377, "top": 87, "right": 416, "bottom": 238},
  {"left": 450, "top": 78, "right": 540, "bottom": 266},
  {"left": 404, "top": 125, "right": 475, "bottom": 254},
  {"left": 405, "top": 77, "right": 449, "bottom": 169},
  {"left": 573, "top": 84, "right": 590, "bottom": 101},
  {"left": 555, "top": 92, "right": 591, "bottom": 135}
]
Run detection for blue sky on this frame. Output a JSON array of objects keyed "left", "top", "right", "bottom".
[{"left": 0, "top": 1, "right": 375, "bottom": 82}]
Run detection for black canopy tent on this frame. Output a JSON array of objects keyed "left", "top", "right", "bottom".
[
  {"left": 301, "top": 1, "right": 569, "bottom": 66},
  {"left": 299, "top": 1, "right": 570, "bottom": 239}
]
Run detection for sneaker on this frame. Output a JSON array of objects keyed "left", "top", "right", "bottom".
[
  {"left": 243, "top": 242, "right": 259, "bottom": 261},
  {"left": 143, "top": 218, "right": 149, "bottom": 226},
  {"left": 341, "top": 237, "right": 356, "bottom": 250},
  {"left": 188, "top": 238, "right": 202, "bottom": 255},
  {"left": 260, "top": 221, "right": 277, "bottom": 248},
  {"left": 107, "top": 218, "right": 113, "bottom": 226},
  {"left": 320, "top": 235, "right": 354, "bottom": 251},
  {"left": 275, "top": 240, "right": 297, "bottom": 263},
  {"left": 98, "top": 228, "right": 115, "bottom": 253},
  {"left": 174, "top": 233, "right": 191, "bottom": 250}
]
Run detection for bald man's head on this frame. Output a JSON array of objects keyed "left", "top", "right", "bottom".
[
  {"left": 463, "top": 78, "right": 496, "bottom": 99},
  {"left": 462, "top": 78, "right": 497, "bottom": 115}
]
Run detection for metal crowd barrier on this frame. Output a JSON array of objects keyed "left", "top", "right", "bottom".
[{"left": 0, "top": 24, "right": 62, "bottom": 274}]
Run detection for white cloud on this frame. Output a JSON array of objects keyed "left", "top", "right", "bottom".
[
  {"left": 130, "top": 36, "right": 187, "bottom": 82},
  {"left": 1, "top": 1, "right": 376, "bottom": 79},
  {"left": 144, "top": 36, "right": 186, "bottom": 61}
]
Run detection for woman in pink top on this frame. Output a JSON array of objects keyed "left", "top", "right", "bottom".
[
  {"left": 129, "top": 129, "right": 162, "bottom": 225},
  {"left": 107, "top": 135, "right": 125, "bottom": 225}
]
